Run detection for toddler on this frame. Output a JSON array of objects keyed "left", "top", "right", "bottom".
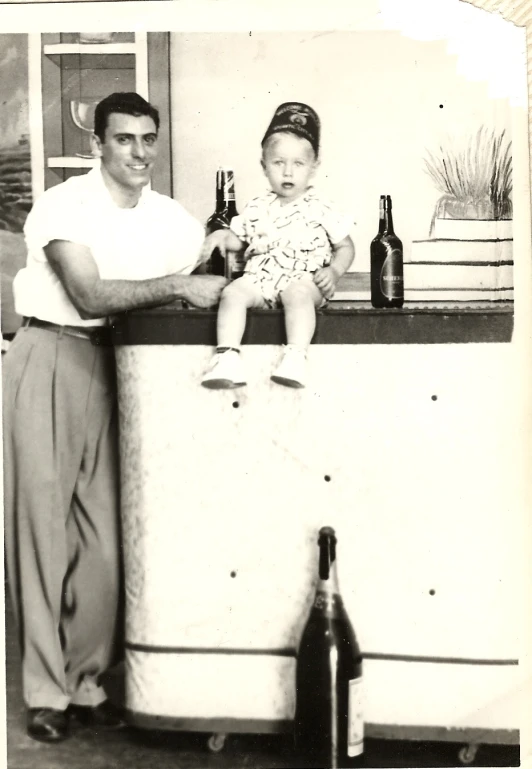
[{"left": 201, "top": 102, "right": 355, "bottom": 389}]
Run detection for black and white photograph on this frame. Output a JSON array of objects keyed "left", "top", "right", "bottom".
[{"left": 1, "top": 1, "right": 531, "bottom": 767}]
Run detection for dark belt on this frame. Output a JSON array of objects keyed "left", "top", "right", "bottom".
[{"left": 22, "top": 317, "right": 111, "bottom": 346}]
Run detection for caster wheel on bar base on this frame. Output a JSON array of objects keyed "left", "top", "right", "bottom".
[
  {"left": 458, "top": 743, "right": 479, "bottom": 765},
  {"left": 207, "top": 732, "right": 227, "bottom": 753}
]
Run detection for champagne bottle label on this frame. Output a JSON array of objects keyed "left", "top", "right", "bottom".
[
  {"left": 379, "top": 247, "right": 404, "bottom": 300},
  {"left": 313, "top": 589, "right": 348, "bottom": 621},
  {"left": 313, "top": 590, "right": 335, "bottom": 613},
  {"left": 347, "top": 677, "right": 364, "bottom": 757}
]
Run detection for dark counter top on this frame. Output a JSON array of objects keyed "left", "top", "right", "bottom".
[{"left": 110, "top": 301, "right": 514, "bottom": 346}]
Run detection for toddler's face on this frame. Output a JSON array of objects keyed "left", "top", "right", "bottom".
[{"left": 261, "top": 132, "right": 318, "bottom": 204}]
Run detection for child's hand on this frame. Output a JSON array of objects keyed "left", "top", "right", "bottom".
[
  {"left": 313, "top": 266, "right": 340, "bottom": 299},
  {"left": 200, "top": 230, "right": 229, "bottom": 263}
]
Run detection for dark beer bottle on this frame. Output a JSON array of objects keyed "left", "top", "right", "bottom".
[
  {"left": 294, "top": 526, "right": 364, "bottom": 768},
  {"left": 370, "top": 194, "right": 404, "bottom": 308},
  {"left": 205, "top": 167, "right": 239, "bottom": 278}
]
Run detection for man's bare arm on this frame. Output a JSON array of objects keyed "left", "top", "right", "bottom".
[{"left": 44, "top": 240, "right": 228, "bottom": 319}]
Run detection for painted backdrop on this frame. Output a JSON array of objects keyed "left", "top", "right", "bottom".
[{"left": 0, "top": 34, "right": 31, "bottom": 336}]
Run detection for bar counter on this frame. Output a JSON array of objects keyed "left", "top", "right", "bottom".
[{"left": 110, "top": 300, "right": 520, "bottom": 757}]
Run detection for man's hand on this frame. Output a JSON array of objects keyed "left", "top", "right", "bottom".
[
  {"left": 200, "top": 230, "right": 229, "bottom": 263},
  {"left": 247, "top": 231, "right": 270, "bottom": 256},
  {"left": 177, "top": 274, "right": 228, "bottom": 308},
  {"left": 313, "top": 266, "right": 340, "bottom": 299},
  {"left": 200, "top": 229, "right": 246, "bottom": 264}
]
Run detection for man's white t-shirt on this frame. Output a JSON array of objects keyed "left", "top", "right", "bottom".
[{"left": 15, "top": 164, "right": 205, "bottom": 327}]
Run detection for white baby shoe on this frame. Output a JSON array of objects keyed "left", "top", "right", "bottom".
[
  {"left": 271, "top": 345, "right": 307, "bottom": 388},
  {"left": 202, "top": 348, "right": 246, "bottom": 389}
]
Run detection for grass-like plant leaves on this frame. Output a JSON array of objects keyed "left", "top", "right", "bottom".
[{"left": 424, "top": 126, "right": 512, "bottom": 227}]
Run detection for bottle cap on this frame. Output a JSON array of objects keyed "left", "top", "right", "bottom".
[
  {"left": 318, "top": 526, "right": 336, "bottom": 541},
  {"left": 318, "top": 527, "right": 337, "bottom": 577}
]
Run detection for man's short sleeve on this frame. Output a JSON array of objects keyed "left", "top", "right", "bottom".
[
  {"left": 162, "top": 198, "right": 206, "bottom": 275},
  {"left": 24, "top": 183, "right": 95, "bottom": 258}
]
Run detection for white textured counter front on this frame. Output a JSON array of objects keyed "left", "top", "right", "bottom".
[{"left": 115, "top": 343, "right": 524, "bottom": 739}]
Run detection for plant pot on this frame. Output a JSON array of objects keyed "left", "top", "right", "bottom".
[{"left": 430, "top": 195, "right": 512, "bottom": 239}]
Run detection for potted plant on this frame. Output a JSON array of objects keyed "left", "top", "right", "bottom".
[{"left": 424, "top": 126, "right": 512, "bottom": 239}]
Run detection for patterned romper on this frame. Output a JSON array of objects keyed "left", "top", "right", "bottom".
[{"left": 230, "top": 187, "right": 352, "bottom": 308}]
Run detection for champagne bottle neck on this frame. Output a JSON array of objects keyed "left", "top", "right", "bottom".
[
  {"left": 317, "top": 561, "right": 341, "bottom": 596},
  {"left": 318, "top": 529, "right": 341, "bottom": 595},
  {"left": 311, "top": 527, "right": 358, "bottom": 630},
  {"left": 313, "top": 561, "right": 345, "bottom": 620}
]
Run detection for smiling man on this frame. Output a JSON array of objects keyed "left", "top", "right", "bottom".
[{"left": 2, "top": 92, "right": 227, "bottom": 744}]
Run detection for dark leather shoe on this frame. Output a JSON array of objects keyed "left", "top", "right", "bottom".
[
  {"left": 27, "top": 708, "right": 69, "bottom": 743},
  {"left": 68, "top": 700, "right": 127, "bottom": 729}
]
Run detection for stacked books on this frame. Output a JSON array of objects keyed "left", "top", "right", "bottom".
[
  {"left": 431, "top": 217, "right": 512, "bottom": 241},
  {"left": 405, "top": 218, "right": 513, "bottom": 302}
]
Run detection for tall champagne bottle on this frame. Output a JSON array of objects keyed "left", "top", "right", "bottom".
[
  {"left": 370, "top": 194, "right": 404, "bottom": 308},
  {"left": 205, "top": 167, "right": 239, "bottom": 278},
  {"left": 294, "top": 527, "right": 364, "bottom": 768}
]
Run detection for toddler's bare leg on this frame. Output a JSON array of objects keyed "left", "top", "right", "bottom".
[
  {"left": 217, "top": 278, "right": 266, "bottom": 348},
  {"left": 280, "top": 278, "right": 323, "bottom": 348}
]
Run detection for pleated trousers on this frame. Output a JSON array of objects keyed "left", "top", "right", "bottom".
[{"left": 2, "top": 325, "right": 122, "bottom": 709}]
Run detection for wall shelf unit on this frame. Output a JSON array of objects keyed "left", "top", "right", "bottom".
[
  {"left": 28, "top": 32, "right": 171, "bottom": 197},
  {"left": 47, "top": 157, "right": 98, "bottom": 168}
]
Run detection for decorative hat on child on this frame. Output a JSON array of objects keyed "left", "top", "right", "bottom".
[{"left": 261, "top": 102, "right": 321, "bottom": 155}]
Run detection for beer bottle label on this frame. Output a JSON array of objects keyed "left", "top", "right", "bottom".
[
  {"left": 347, "top": 677, "right": 364, "bottom": 757},
  {"left": 379, "top": 247, "right": 403, "bottom": 300},
  {"left": 223, "top": 173, "right": 236, "bottom": 201}
]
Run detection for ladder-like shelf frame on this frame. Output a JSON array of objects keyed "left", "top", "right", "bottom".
[
  {"left": 30, "top": 32, "right": 149, "bottom": 191},
  {"left": 47, "top": 157, "right": 98, "bottom": 168},
  {"left": 43, "top": 42, "right": 138, "bottom": 55}
]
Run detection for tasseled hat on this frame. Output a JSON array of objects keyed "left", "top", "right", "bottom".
[{"left": 261, "top": 102, "right": 320, "bottom": 155}]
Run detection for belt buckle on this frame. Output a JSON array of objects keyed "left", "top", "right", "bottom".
[{"left": 90, "top": 327, "right": 111, "bottom": 347}]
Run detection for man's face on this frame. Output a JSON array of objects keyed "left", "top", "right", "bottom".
[{"left": 92, "top": 112, "right": 158, "bottom": 193}]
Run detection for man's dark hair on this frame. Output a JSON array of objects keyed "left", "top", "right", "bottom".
[{"left": 94, "top": 92, "right": 160, "bottom": 142}]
